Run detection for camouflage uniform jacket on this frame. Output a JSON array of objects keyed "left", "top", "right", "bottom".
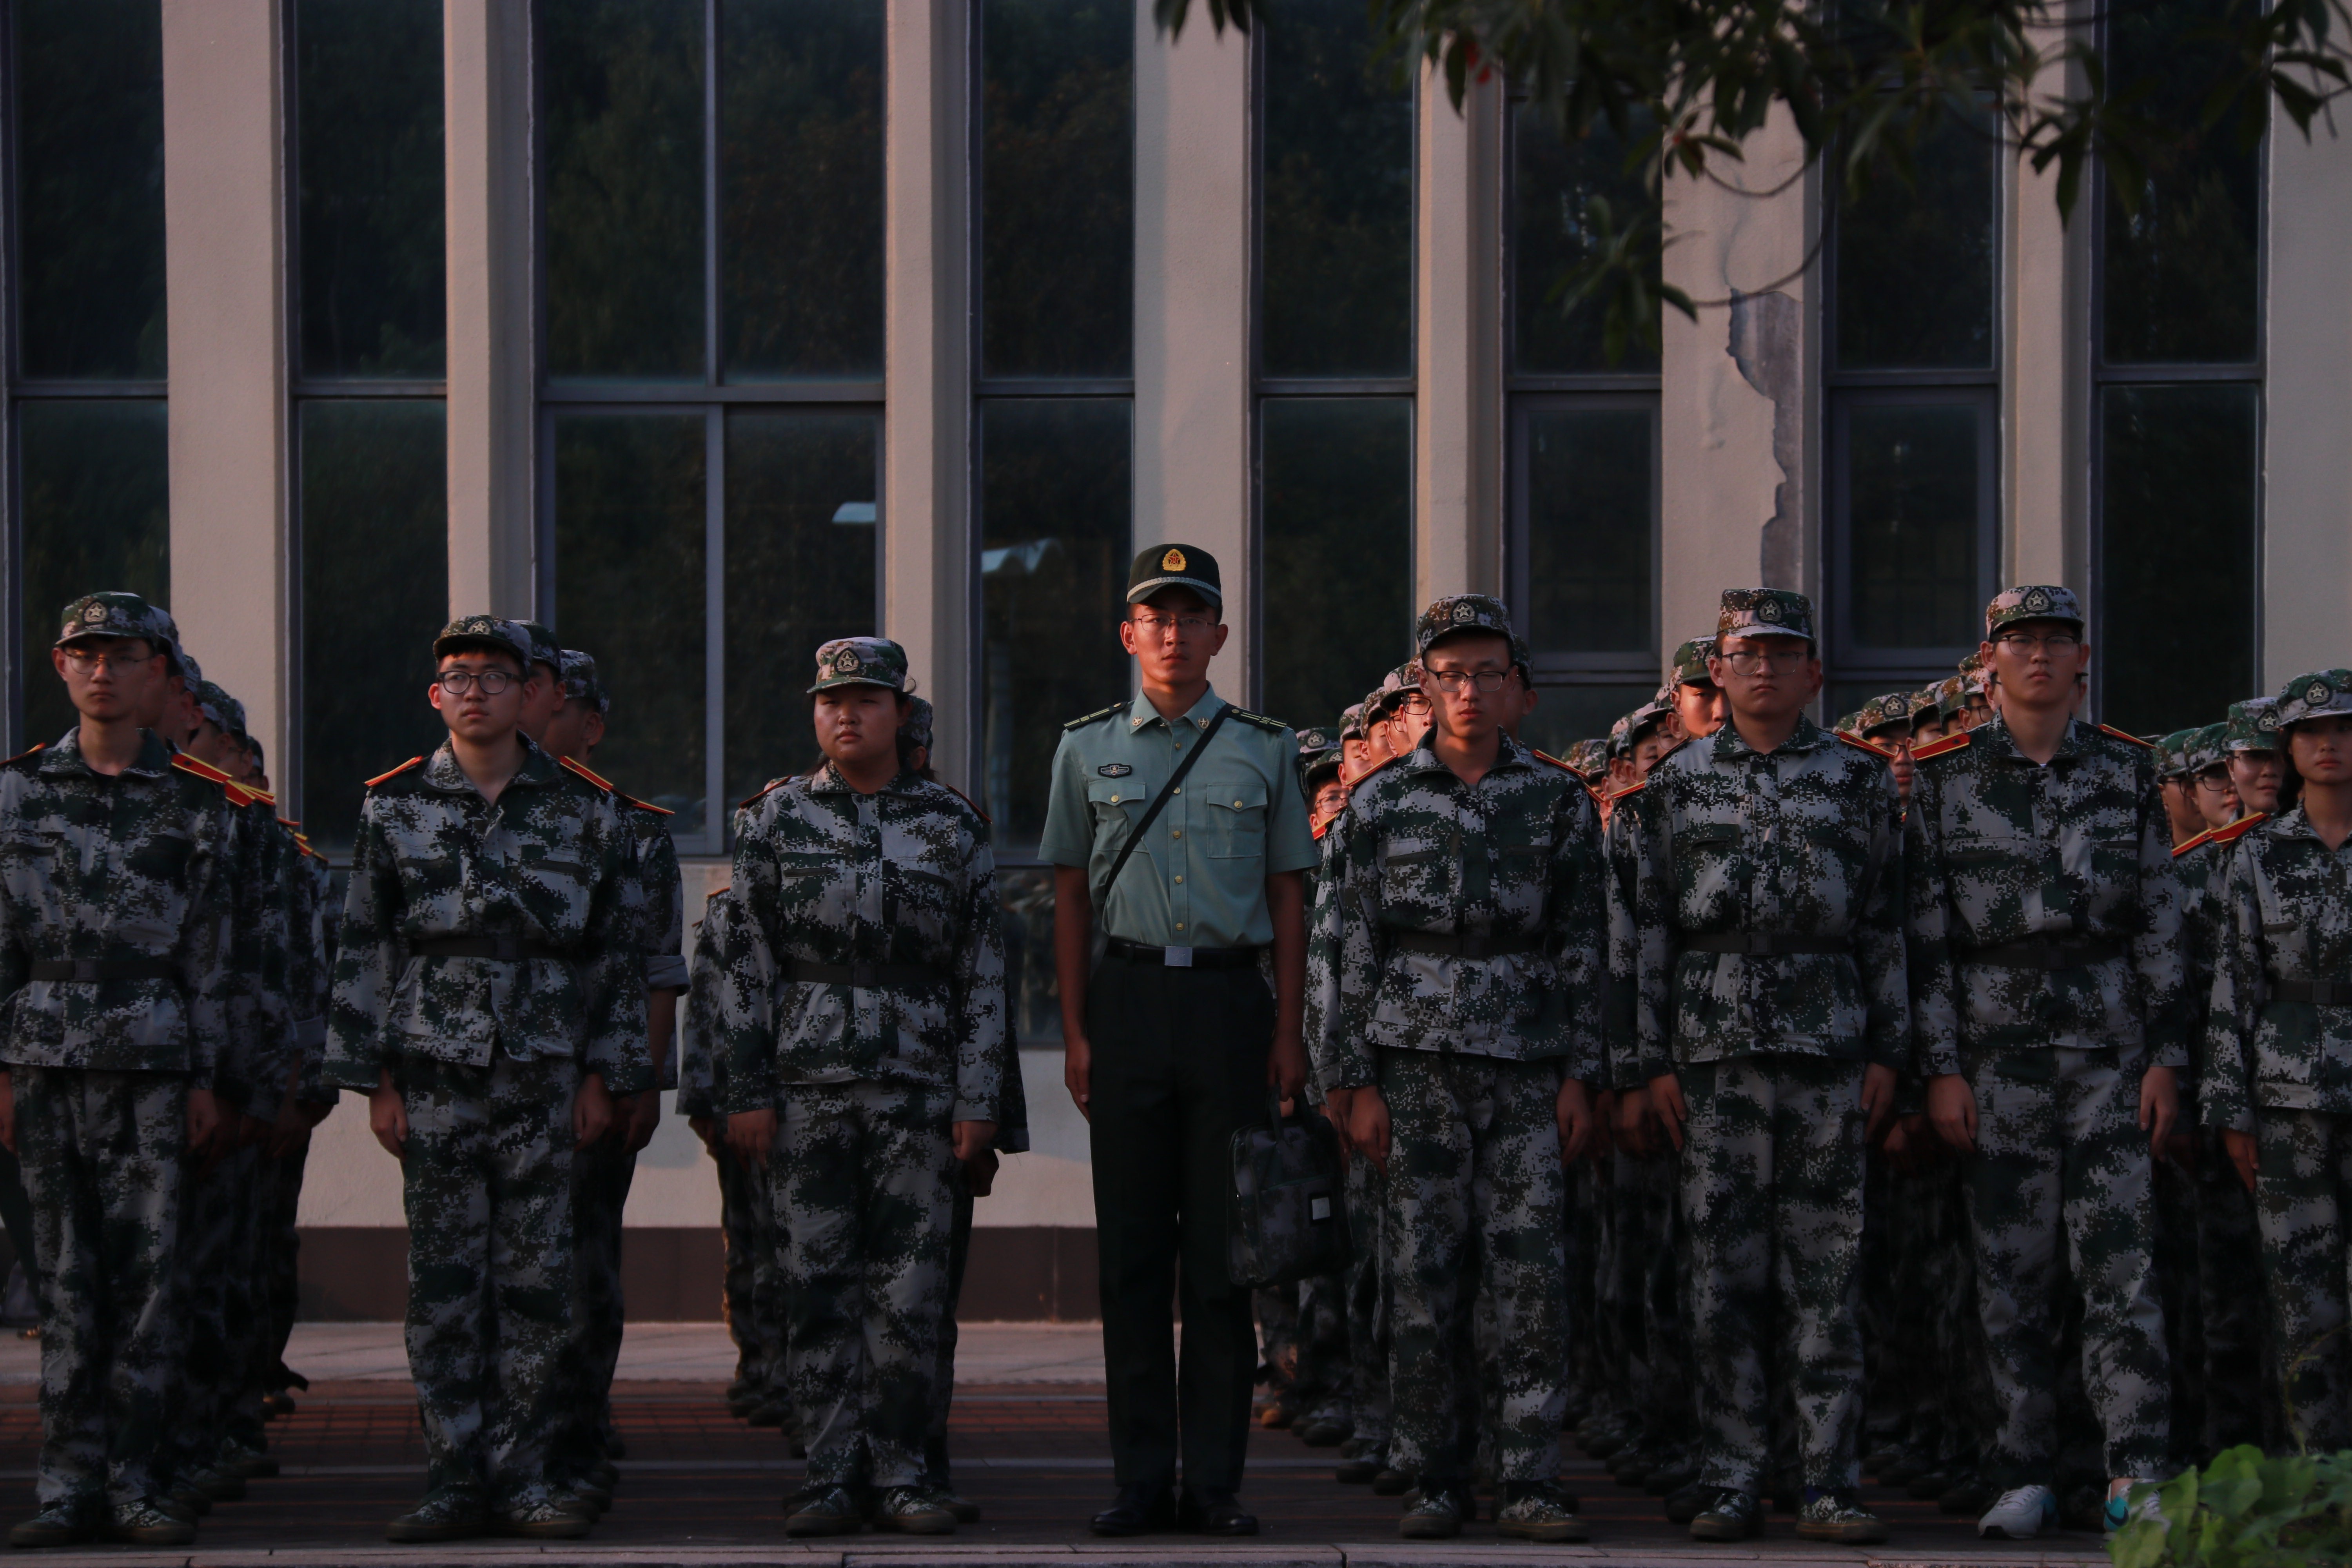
[
  {"left": 1605, "top": 715, "right": 1908, "bottom": 1088},
  {"left": 0, "top": 729, "right": 236, "bottom": 1080},
  {"left": 157, "top": 754, "right": 294, "bottom": 1114},
  {"left": 562, "top": 763, "right": 689, "bottom": 1090},
  {"left": 720, "top": 763, "right": 1007, "bottom": 1123},
  {"left": 677, "top": 886, "right": 747, "bottom": 1120},
  {"left": 1312, "top": 732, "right": 1607, "bottom": 1089},
  {"left": 2200, "top": 806, "right": 2352, "bottom": 1132},
  {"left": 282, "top": 823, "right": 338, "bottom": 1106},
  {"left": 1903, "top": 715, "right": 2187, "bottom": 1078},
  {"left": 322, "top": 738, "right": 649, "bottom": 1092}
]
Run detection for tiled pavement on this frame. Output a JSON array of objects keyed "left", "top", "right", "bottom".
[{"left": 0, "top": 1326, "right": 2107, "bottom": 1566}]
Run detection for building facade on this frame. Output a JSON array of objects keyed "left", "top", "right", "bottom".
[{"left": 4, "top": 0, "right": 2346, "bottom": 1317}]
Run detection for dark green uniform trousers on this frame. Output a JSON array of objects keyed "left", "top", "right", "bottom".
[{"left": 1086, "top": 954, "right": 1271, "bottom": 1495}]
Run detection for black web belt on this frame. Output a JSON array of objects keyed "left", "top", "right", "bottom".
[
  {"left": 1680, "top": 933, "right": 1850, "bottom": 957},
  {"left": 1103, "top": 937, "right": 1263, "bottom": 971},
  {"left": 26, "top": 958, "right": 179, "bottom": 983},
  {"left": 1387, "top": 931, "right": 1540, "bottom": 961},
  {"left": 788, "top": 959, "right": 944, "bottom": 989},
  {"left": 410, "top": 935, "right": 575, "bottom": 962},
  {"left": 2273, "top": 979, "right": 2352, "bottom": 1004},
  {"left": 1964, "top": 938, "right": 2126, "bottom": 971}
]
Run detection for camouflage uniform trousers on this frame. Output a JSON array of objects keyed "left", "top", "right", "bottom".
[
  {"left": 769, "top": 1079, "right": 953, "bottom": 1492},
  {"left": 920, "top": 1160, "right": 976, "bottom": 1492},
  {"left": 400, "top": 1049, "right": 578, "bottom": 1506},
  {"left": 554, "top": 1132, "right": 637, "bottom": 1476},
  {"left": 2192, "top": 1127, "right": 2273, "bottom": 1454},
  {"left": 1379, "top": 1049, "right": 1566, "bottom": 1485},
  {"left": 1254, "top": 1285, "right": 1299, "bottom": 1409},
  {"left": 715, "top": 1142, "right": 784, "bottom": 1397},
  {"left": 1676, "top": 1054, "right": 1867, "bottom": 1493},
  {"left": 2252, "top": 1107, "right": 2352, "bottom": 1452},
  {"left": 1295, "top": 1269, "right": 1351, "bottom": 1426},
  {"left": 164, "top": 1140, "right": 268, "bottom": 1480},
  {"left": 258, "top": 1142, "right": 310, "bottom": 1399},
  {"left": 1961, "top": 1045, "right": 2171, "bottom": 1484},
  {"left": 1343, "top": 1151, "right": 1391, "bottom": 1448},
  {"left": 16, "top": 1066, "right": 186, "bottom": 1511},
  {"left": 1632, "top": 1147, "right": 1694, "bottom": 1450}
]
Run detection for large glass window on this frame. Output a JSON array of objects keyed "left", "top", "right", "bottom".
[
  {"left": 1506, "top": 110, "right": 1660, "bottom": 748},
  {"left": 8, "top": 0, "right": 169, "bottom": 750},
  {"left": 540, "top": 0, "right": 886, "bottom": 848},
  {"left": 1824, "top": 113, "right": 1999, "bottom": 705},
  {"left": 2093, "top": 0, "right": 2261, "bottom": 735},
  {"left": 1261, "top": 399, "right": 1412, "bottom": 731}
]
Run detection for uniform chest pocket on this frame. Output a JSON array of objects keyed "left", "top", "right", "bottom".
[
  {"left": 1205, "top": 781, "right": 1269, "bottom": 859},
  {"left": 771, "top": 849, "right": 853, "bottom": 922},
  {"left": 123, "top": 829, "right": 195, "bottom": 886},
  {"left": 1086, "top": 779, "right": 1142, "bottom": 845},
  {"left": 885, "top": 862, "right": 960, "bottom": 917},
  {"left": 1671, "top": 823, "right": 1741, "bottom": 887},
  {"left": 1381, "top": 842, "right": 1456, "bottom": 907}
]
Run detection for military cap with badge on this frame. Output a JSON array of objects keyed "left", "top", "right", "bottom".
[
  {"left": 2274, "top": 670, "right": 2352, "bottom": 729},
  {"left": 56, "top": 591, "right": 178, "bottom": 653},
  {"left": 2224, "top": 697, "right": 2281, "bottom": 753},
  {"left": 1984, "top": 583, "right": 2085, "bottom": 635},
  {"left": 433, "top": 614, "right": 536, "bottom": 668},
  {"left": 809, "top": 636, "right": 910, "bottom": 694},
  {"left": 1717, "top": 586, "right": 1815, "bottom": 642},
  {"left": 1127, "top": 543, "right": 1223, "bottom": 609}
]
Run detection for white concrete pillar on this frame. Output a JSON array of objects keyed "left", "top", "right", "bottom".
[
  {"left": 162, "top": 0, "right": 289, "bottom": 766},
  {"left": 2003, "top": 24, "right": 2090, "bottom": 592},
  {"left": 444, "top": 0, "right": 535, "bottom": 619},
  {"left": 1415, "top": 73, "right": 1504, "bottom": 605},
  {"left": 881, "top": 0, "right": 972, "bottom": 787},
  {"left": 1133, "top": 15, "right": 1252, "bottom": 681},
  {"left": 2260, "top": 123, "right": 2352, "bottom": 686}
]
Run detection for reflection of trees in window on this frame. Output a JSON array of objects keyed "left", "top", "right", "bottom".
[
  {"left": 979, "top": 401, "right": 1131, "bottom": 844},
  {"left": 543, "top": 0, "right": 706, "bottom": 380},
  {"left": 1260, "top": 0, "right": 1411, "bottom": 379},
  {"left": 1834, "top": 114, "right": 1994, "bottom": 372},
  {"left": 20, "top": 405, "right": 169, "bottom": 749},
  {"left": 300, "top": 403, "right": 448, "bottom": 849},
  {"left": 1523, "top": 405, "right": 1653, "bottom": 656},
  {"left": 13, "top": 0, "right": 166, "bottom": 381},
  {"left": 980, "top": 0, "right": 1134, "bottom": 379},
  {"left": 1262, "top": 401, "right": 1412, "bottom": 731},
  {"left": 1512, "top": 108, "right": 1656, "bottom": 376},
  {"left": 296, "top": 0, "right": 446, "bottom": 378},
  {"left": 722, "top": 0, "right": 884, "bottom": 379}
]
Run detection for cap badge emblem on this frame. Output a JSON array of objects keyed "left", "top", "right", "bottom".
[
  {"left": 1098, "top": 763, "right": 1132, "bottom": 777},
  {"left": 1451, "top": 601, "right": 1476, "bottom": 624},
  {"left": 2024, "top": 588, "right": 2052, "bottom": 613},
  {"left": 2261, "top": 711, "right": 2278, "bottom": 730},
  {"left": 2311, "top": 682, "right": 2331, "bottom": 705},
  {"left": 1161, "top": 548, "right": 1187, "bottom": 572},
  {"left": 1887, "top": 695, "right": 1908, "bottom": 716},
  {"left": 835, "top": 649, "right": 860, "bottom": 673},
  {"left": 1757, "top": 598, "right": 1783, "bottom": 622},
  {"left": 81, "top": 603, "right": 107, "bottom": 625}
]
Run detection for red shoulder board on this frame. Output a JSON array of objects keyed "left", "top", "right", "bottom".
[
  {"left": 245, "top": 786, "right": 276, "bottom": 806},
  {"left": 2209, "top": 811, "right": 2269, "bottom": 846},
  {"left": 557, "top": 755, "right": 617, "bottom": 793},
  {"left": 736, "top": 776, "right": 794, "bottom": 811},
  {"left": 1531, "top": 748, "right": 1577, "bottom": 773},
  {"left": 365, "top": 756, "right": 425, "bottom": 788},
  {"left": 2099, "top": 724, "right": 2156, "bottom": 749},
  {"left": 172, "top": 752, "right": 256, "bottom": 807},
  {"left": 1650, "top": 736, "right": 1690, "bottom": 768},
  {"left": 1604, "top": 778, "right": 1647, "bottom": 803},
  {"left": 1584, "top": 783, "right": 1606, "bottom": 806},
  {"left": 276, "top": 815, "right": 301, "bottom": 830},
  {"left": 1343, "top": 752, "right": 1404, "bottom": 791},
  {"left": 1910, "top": 732, "right": 1972, "bottom": 762},
  {"left": 621, "top": 793, "right": 673, "bottom": 817},
  {"left": 1836, "top": 732, "right": 1896, "bottom": 760},
  {"left": 938, "top": 782, "right": 991, "bottom": 824},
  {"left": 0, "top": 743, "right": 45, "bottom": 767},
  {"left": 2172, "top": 829, "right": 2214, "bottom": 858}
]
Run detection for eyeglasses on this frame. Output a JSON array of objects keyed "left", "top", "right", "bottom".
[
  {"left": 1993, "top": 631, "right": 2081, "bottom": 655},
  {"left": 58, "top": 648, "right": 155, "bottom": 675},
  {"left": 1397, "top": 692, "right": 1433, "bottom": 713},
  {"left": 1426, "top": 669, "right": 1513, "bottom": 693},
  {"left": 435, "top": 669, "right": 518, "bottom": 695},
  {"left": 1720, "top": 648, "right": 1810, "bottom": 674},
  {"left": 1131, "top": 612, "right": 1211, "bottom": 638},
  {"left": 2194, "top": 769, "right": 2235, "bottom": 794}
]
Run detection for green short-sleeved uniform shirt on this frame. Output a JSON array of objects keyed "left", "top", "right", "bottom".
[{"left": 1040, "top": 686, "right": 1319, "bottom": 949}]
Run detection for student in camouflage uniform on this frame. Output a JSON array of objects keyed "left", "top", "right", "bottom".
[
  {"left": 1906, "top": 585, "right": 2181, "bottom": 1539},
  {"left": 1609, "top": 589, "right": 1905, "bottom": 1544},
  {"left": 720, "top": 637, "right": 1007, "bottom": 1539},
  {"left": 1316, "top": 594, "right": 1604, "bottom": 1543},
  {"left": 0, "top": 593, "right": 240, "bottom": 1548},
  {"left": 2204, "top": 668, "right": 2352, "bottom": 1451},
  {"left": 2223, "top": 699, "right": 2287, "bottom": 818},
  {"left": 324, "top": 615, "right": 648, "bottom": 1543},
  {"left": 1668, "top": 638, "right": 1728, "bottom": 741}
]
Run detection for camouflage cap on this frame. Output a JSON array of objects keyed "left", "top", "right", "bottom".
[
  {"left": 1369, "top": 663, "right": 1427, "bottom": 715},
  {"left": 515, "top": 620, "right": 563, "bottom": 675},
  {"left": 56, "top": 592, "right": 175, "bottom": 653},
  {"left": 2187, "top": 721, "right": 2231, "bottom": 773},
  {"left": 1127, "top": 543, "right": 1222, "bottom": 609},
  {"left": 434, "top": 615, "right": 535, "bottom": 669},
  {"left": 243, "top": 733, "right": 265, "bottom": 769},
  {"left": 194, "top": 680, "right": 246, "bottom": 737},
  {"left": 898, "top": 693, "right": 936, "bottom": 752},
  {"left": 557, "top": 648, "right": 610, "bottom": 714},
  {"left": 1984, "top": 584, "right": 2083, "bottom": 635},
  {"left": 1671, "top": 637, "right": 1717, "bottom": 686},
  {"left": 1415, "top": 594, "right": 1519, "bottom": 660},
  {"left": 2156, "top": 728, "right": 2199, "bottom": 780},
  {"left": 1909, "top": 686, "right": 1947, "bottom": 722},
  {"left": 1295, "top": 726, "right": 1335, "bottom": 755},
  {"left": 146, "top": 604, "right": 198, "bottom": 680},
  {"left": 2225, "top": 697, "right": 2281, "bottom": 753},
  {"left": 1338, "top": 704, "right": 1367, "bottom": 743},
  {"left": 1562, "top": 738, "right": 1610, "bottom": 779},
  {"left": 2278, "top": 670, "right": 2352, "bottom": 730},
  {"left": 1606, "top": 714, "right": 1634, "bottom": 760},
  {"left": 809, "top": 635, "right": 909, "bottom": 694},
  {"left": 1716, "top": 588, "right": 1814, "bottom": 642},
  {"left": 1853, "top": 690, "right": 1916, "bottom": 737},
  {"left": 1299, "top": 742, "right": 1342, "bottom": 792}
]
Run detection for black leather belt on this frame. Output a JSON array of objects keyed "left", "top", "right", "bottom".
[
  {"left": 1103, "top": 937, "right": 1264, "bottom": 970},
  {"left": 2273, "top": 979, "right": 2352, "bottom": 1004},
  {"left": 1387, "top": 930, "right": 1540, "bottom": 961},
  {"left": 788, "top": 959, "right": 944, "bottom": 989},
  {"left": 410, "top": 935, "right": 573, "bottom": 962},
  {"left": 1965, "top": 938, "right": 2125, "bottom": 971},
  {"left": 26, "top": 958, "right": 179, "bottom": 983},
  {"left": 1681, "top": 933, "right": 1850, "bottom": 957}
]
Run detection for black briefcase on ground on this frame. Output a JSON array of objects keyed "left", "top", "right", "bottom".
[{"left": 1228, "top": 1092, "right": 1350, "bottom": 1289}]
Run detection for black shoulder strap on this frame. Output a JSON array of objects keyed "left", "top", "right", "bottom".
[{"left": 1094, "top": 704, "right": 1234, "bottom": 914}]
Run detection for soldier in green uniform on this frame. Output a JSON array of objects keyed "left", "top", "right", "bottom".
[
  {"left": 0, "top": 593, "right": 240, "bottom": 1549},
  {"left": 325, "top": 615, "right": 648, "bottom": 1543},
  {"left": 720, "top": 637, "right": 1006, "bottom": 1539},
  {"left": 1317, "top": 594, "right": 1604, "bottom": 1543},
  {"left": 1610, "top": 589, "right": 1905, "bottom": 1544},
  {"left": 1905, "top": 586, "right": 2180, "bottom": 1539},
  {"left": 1044, "top": 546, "right": 1314, "bottom": 1538},
  {"left": 2204, "top": 669, "right": 2352, "bottom": 1450}
]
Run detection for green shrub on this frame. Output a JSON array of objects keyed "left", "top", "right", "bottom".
[{"left": 2109, "top": 1446, "right": 2352, "bottom": 1568}]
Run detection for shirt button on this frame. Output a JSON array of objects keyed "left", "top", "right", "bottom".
[
  {"left": 1174, "top": 875, "right": 1184, "bottom": 884},
  {"left": 1173, "top": 787, "right": 1181, "bottom": 795},
  {"left": 1172, "top": 829, "right": 1182, "bottom": 839},
  {"left": 1175, "top": 922, "right": 1185, "bottom": 930}
]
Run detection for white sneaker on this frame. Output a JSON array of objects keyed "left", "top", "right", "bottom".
[
  {"left": 1977, "top": 1483, "right": 2058, "bottom": 1539},
  {"left": 2105, "top": 1478, "right": 2167, "bottom": 1532}
]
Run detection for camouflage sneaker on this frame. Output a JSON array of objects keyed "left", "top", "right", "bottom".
[
  {"left": 147, "top": 1496, "right": 197, "bottom": 1526},
  {"left": 1495, "top": 1483, "right": 1589, "bottom": 1543},
  {"left": 870, "top": 1487, "right": 956, "bottom": 1535},
  {"left": 783, "top": 1486, "right": 863, "bottom": 1537},
  {"left": 1690, "top": 1487, "right": 1763, "bottom": 1541},
  {"left": 493, "top": 1498, "right": 591, "bottom": 1539},
  {"left": 7, "top": 1502, "right": 93, "bottom": 1548},
  {"left": 384, "top": 1492, "right": 488, "bottom": 1544},
  {"left": 1796, "top": 1489, "right": 1888, "bottom": 1544},
  {"left": 100, "top": 1501, "right": 193, "bottom": 1547},
  {"left": 1399, "top": 1485, "right": 1468, "bottom": 1539}
]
